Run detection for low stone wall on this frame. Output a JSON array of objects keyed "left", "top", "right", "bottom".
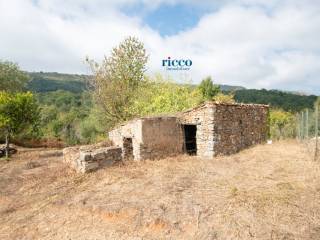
[{"left": 63, "top": 146, "right": 122, "bottom": 173}]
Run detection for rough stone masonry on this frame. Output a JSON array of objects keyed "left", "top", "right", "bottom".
[{"left": 179, "top": 102, "right": 269, "bottom": 157}]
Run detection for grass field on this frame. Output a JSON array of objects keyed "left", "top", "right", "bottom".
[{"left": 1, "top": 141, "right": 320, "bottom": 240}]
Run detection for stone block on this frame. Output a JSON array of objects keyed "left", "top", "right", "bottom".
[
  {"left": 91, "top": 149, "right": 106, "bottom": 161},
  {"left": 79, "top": 151, "right": 92, "bottom": 162},
  {"left": 79, "top": 161, "right": 99, "bottom": 173},
  {"left": 62, "top": 146, "right": 80, "bottom": 169}
]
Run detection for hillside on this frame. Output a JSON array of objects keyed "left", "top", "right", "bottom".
[
  {"left": 26, "top": 72, "right": 318, "bottom": 112},
  {"left": 219, "top": 84, "right": 245, "bottom": 91},
  {"left": 27, "top": 72, "right": 244, "bottom": 93},
  {"left": 1, "top": 141, "right": 320, "bottom": 239},
  {"left": 233, "top": 89, "right": 318, "bottom": 112},
  {"left": 27, "top": 72, "right": 88, "bottom": 93}
]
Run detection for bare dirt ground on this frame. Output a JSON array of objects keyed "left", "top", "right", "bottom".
[{"left": 1, "top": 141, "right": 320, "bottom": 240}]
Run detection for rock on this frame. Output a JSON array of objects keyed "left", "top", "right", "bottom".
[{"left": 0, "top": 145, "right": 18, "bottom": 158}]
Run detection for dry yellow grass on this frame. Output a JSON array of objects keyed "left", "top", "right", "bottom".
[{"left": 1, "top": 140, "right": 320, "bottom": 240}]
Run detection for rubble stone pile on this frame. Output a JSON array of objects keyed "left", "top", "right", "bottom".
[{"left": 63, "top": 145, "right": 122, "bottom": 173}]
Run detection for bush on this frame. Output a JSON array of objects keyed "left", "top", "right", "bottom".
[{"left": 269, "top": 109, "right": 296, "bottom": 140}]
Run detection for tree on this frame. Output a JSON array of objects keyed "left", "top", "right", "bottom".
[
  {"left": 269, "top": 109, "right": 295, "bottom": 140},
  {"left": 87, "top": 36, "right": 148, "bottom": 127},
  {"left": 130, "top": 74, "right": 202, "bottom": 116},
  {"left": 0, "top": 92, "right": 40, "bottom": 158},
  {"left": 198, "top": 76, "right": 220, "bottom": 101},
  {"left": 213, "top": 92, "right": 235, "bottom": 104},
  {"left": 0, "top": 61, "right": 29, "bottom": 93}
]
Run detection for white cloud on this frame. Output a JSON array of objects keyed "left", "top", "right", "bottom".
[{"left": 0, "top": 0, "right": 319, "bottom": 94}]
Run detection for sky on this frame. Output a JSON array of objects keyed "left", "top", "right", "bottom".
[{"left": 0, "top": 0, "right": 320, "bottom": 94}]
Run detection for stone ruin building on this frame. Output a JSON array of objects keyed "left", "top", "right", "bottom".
[
  {"left": 63, "top": 101, "right": 269, "bottom": 172},
  {"left": 109, "top": 101, "right": 269, "bottom": 160}
]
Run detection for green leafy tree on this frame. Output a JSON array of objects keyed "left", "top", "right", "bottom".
[
  {"left": 0, "top": 61, "right": 29, "bottom": 93},
  {"left": 198, "top": 76, "right": 220, "bottom": 100},
  {"left": 270, "top": 109, "right": 296, "bottom": 140},
  {"left": 213, "top": 92, "right": 235, "bottom": 104},
  {"left": 87, "top": 36, "right": 148, "bottom": 126},
  {"left": 130, "top": 74, "right": 202, "bottom": 116},
  {"left": 0, "top": 92, "right": 40, "bottom": 157}
]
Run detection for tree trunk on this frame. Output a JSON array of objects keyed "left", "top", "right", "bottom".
[{"left": 5, "top": 133, "right": 10, "bottom": 159}]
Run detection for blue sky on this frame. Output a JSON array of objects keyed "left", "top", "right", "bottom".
[
  {"left": 123, "top": 3, "right": 212, "bottom": 36},
  {"left": 0, "top": 0, "right": 320, "bottom": 94}
]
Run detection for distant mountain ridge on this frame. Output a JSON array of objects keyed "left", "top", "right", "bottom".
[
  {"left": 28, "top": 72, "right": 89, "bottom": 82},
  {"left": 27, "top": 72, "right": 89, "bottom": 93},
  {"left": 26, "top": 71, "right": 245, "bottom": 93},
  {"left": 219, "top": 84, "right": 245, "bottom": 91}
]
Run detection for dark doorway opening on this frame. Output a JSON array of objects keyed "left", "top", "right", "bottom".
[
  {"left": 183, "top": 125, "right": 197, "bottom": 155},
  {"left": 123, "top": 137, "right": 133, "bottom": 160}
]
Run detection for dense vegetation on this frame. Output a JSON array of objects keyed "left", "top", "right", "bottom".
[
  {"left": 234, "top": 89, "right": 317, "bottom": 112},
  {"left": 1, "top": 38, "right": 319, "bottom": 149},
  {"left": 37, "top": 90, "right": 104, "bottom": 145}
]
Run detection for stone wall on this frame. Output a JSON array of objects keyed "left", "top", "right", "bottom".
[
  {"left": 213, "top": 103, "right": 268, "bottom": 155},
  {"left": 180, "top": 102, "right": 269, "bottom": 157},
  {"left": 140, "top": 117, "right": 184, "bottom": 159},
  {"left": 179, "top": 104, "right": 215, "bottom": 158},
  {"left": 108, "top": 119, "right": 143, "bottom": 160},
  {"left": 109, "top": 117, "right": 184, "bottom": 161},
  {"left": 63, "top": 146, "right": 122, "bottom": 173}
]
